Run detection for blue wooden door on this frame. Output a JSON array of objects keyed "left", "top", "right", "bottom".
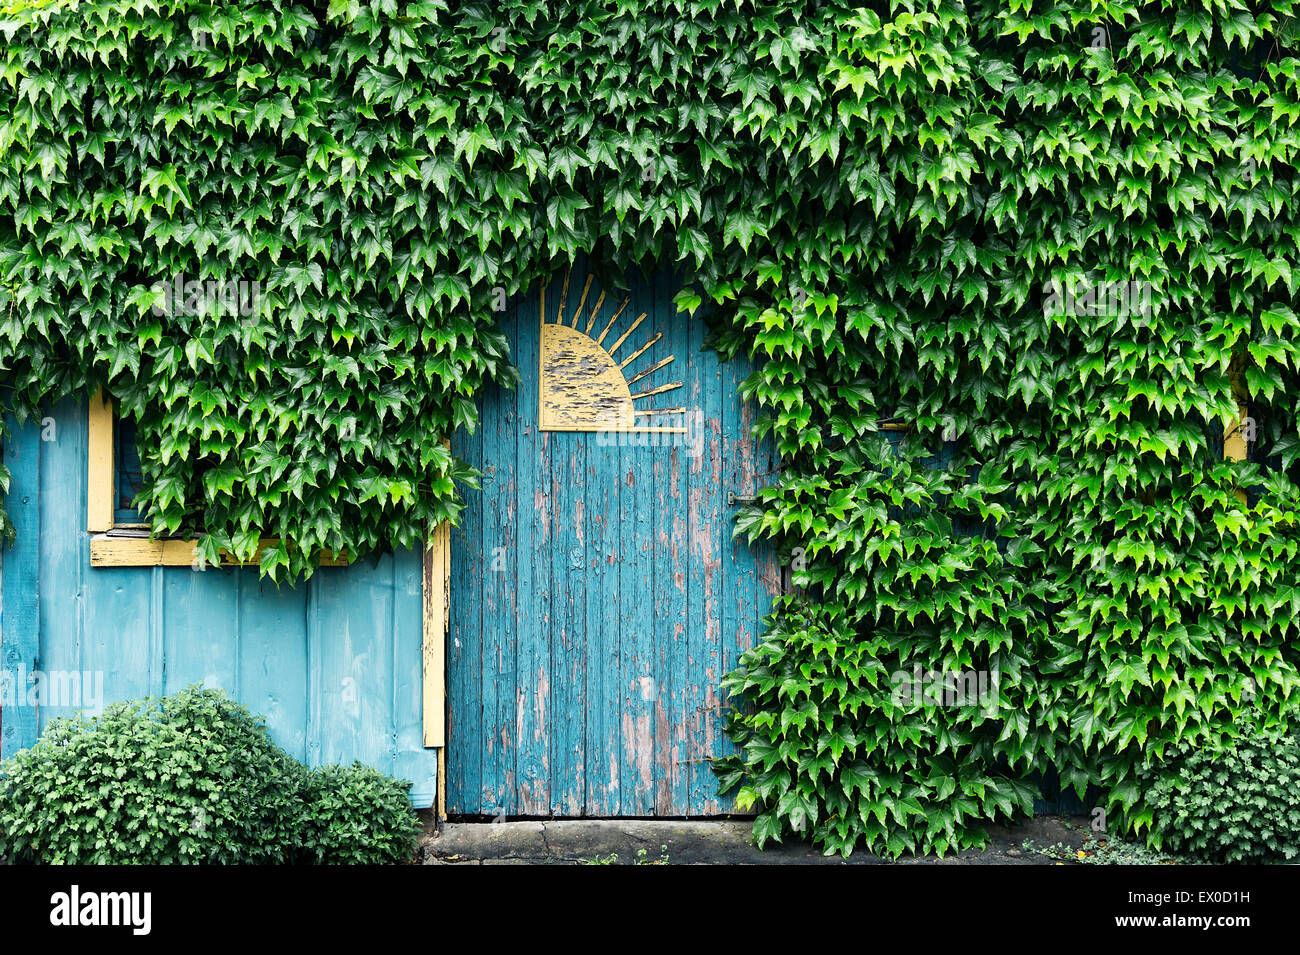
[{"left": 448, "top": 267, "right": 780, "bottom": 816}]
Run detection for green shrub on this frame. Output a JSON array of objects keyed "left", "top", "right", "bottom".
[
  {"left": 0, "top": 686, "right": 305, "bottom": 864},
  {"left": 0, "top": 686, "right": 420, "bottom": 865},
  {"left": 296, "top": 763, "right": 422, "bottom": 865},
  {"left": 1138, "top": 726, "right": 1300, "bottom": 864}
]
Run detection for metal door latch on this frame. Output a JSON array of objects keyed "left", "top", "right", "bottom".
[{"left": 727, "top": 492, "right": 759, "bottom": 506}]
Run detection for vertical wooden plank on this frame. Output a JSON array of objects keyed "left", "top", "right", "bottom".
[
  {"left": 1225, "top": 357, "right": 1249, "bottom": 463},
  {"left": 756, "top": 416, "right": 783, "bottom": 617},
  {"left": 1226, "top": 356, "right": 1249, "bottom": 505},
  {"left": 548, "top": 432, "right": 586, "bottom": 814},
  {"left": 686, "top": 300, "right": 726, "bottom": 811},
  {"left": 148, "top": 568, "right": 165, "bottom": 697},
  {"left": 49, "top": 397, "right": 152, "bottom": 735},
  {"left": 73, "top": 539, "right": 153, "bottom": 724},
  {"left": 651, "top": 274, "right": 691, "bottom": 814},
  {"left": 233, "top": 573, "right": 243, "bottom": 702},
  {"left": 1, "top": 408, "right": 40, "bottom": 757},
  {"left": 437, "top": 751, "right": 446, "bottom": 818},
  {"left": 309, "top": 557, "right": 396, "bottom": 768},
  {"left": 35, "top": 398, "right": 82, "bottom": 733},
  {"left": 717, "top": 329, "right": 764, "bottom": 811},
  {"left": 548, "top": 266, "right": 587, "bottom": 815},
  {"left": 237, "top": 568, "right": 310, "bottom": 761},
  {"left": 620, "top": 275, "right": 658, "bottom": 815},
  {"left": 448, "top": 389, "right": 485, "bottom": 812},
  {"left": 86, "top": 386, "right": 114, "bottom": 532},
  {"left": 1225, "top": 406, "right": 1249, "bottom": 461},
  {"left": 585, "top": 340, "right": 623, "bottom": 816},
  {"left": 422, "top": 522, "right": 448, "bottom": 748},
  {"left": 305, "top": 572, "right": 322, "bottom": 767},
  {"left": 483, "top": 305, "right": 517, "bottom": 818},
  {"left": 750, "top": 391, "right": 783, "bottom": 638},
  {"left": 397, "top": 546, "right": 439, "bottom": 808},
  {"left": 161, "top": 565, "right": 240, "bottom": 700},
  {"left": 515, "top": 278, "right": 550, "bottom": 815}
]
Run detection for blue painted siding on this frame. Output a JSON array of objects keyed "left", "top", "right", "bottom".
[
  {"left": 0, "top": 397, "right": 437, "bottom": 808},
  {"left": 448, "top": 267, "right": 780, "bottom": 816},
  {"left": 0, "top": 408, "right": 40, "bottom": 755}
]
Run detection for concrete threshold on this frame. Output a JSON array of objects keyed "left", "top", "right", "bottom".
[{"left": 421, "top": 815, "right": 1088, "bottom": 865}]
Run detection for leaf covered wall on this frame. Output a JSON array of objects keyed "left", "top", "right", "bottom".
[{"left": 2, "top": 0, "right": 1299, "bottom": 854}]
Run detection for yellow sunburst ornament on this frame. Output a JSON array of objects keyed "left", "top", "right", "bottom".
[{"left": 538, "top": 266, "right": 685, "bottom": 434}]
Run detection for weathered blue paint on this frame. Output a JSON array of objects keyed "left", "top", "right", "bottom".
[
  {"left": 448, "top": 268, "right": 780, "bottom": 816},
  {"left": 0, "top": 409, "right": 40, "bottom": 754},
  {"left": 0, "top": 397, "right": 437, "bottom": 807}
]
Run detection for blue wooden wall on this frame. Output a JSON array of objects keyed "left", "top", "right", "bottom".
[
  {"left": 0, "top": 397, "right": 437, "bottom": 808},
  {"left": 448, "top": 267, "right": 781, "bottom": 817}
]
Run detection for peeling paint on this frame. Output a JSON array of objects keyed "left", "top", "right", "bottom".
[{"left": 533, "top": 665, "right": 549, "bottom": 743}]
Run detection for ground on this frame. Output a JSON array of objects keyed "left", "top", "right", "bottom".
[{"left": 418, "top": 814, "right": 1096, "bottom": 865}]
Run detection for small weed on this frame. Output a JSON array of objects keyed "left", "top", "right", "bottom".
[
  {"left": 635, "top": 844, "right": 671, "bottom": 865},
  {"left": 1024, "top": 825, "right": 1193, "bottom": 866},
  {"left": 581, "top": 844, "right": 670, "bottom": 865}
]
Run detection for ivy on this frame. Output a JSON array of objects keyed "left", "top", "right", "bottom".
[
  {"left": 717, "top": 0, "right": 1300, "bottom": 857},
  {"left": 2, "top": 0, "right": 1300, "bottom": 857}
]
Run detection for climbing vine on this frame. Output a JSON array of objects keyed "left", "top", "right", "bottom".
[{"left": 3, "top": 0, "right": 1300, "bottom": 856}]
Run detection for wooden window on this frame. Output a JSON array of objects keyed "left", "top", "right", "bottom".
[
  {"left": 114, "top": 414, "right": 147, "bottom": 524},
  {"left": 86, "top": 388, "right": 351, "bottom": 567}
]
